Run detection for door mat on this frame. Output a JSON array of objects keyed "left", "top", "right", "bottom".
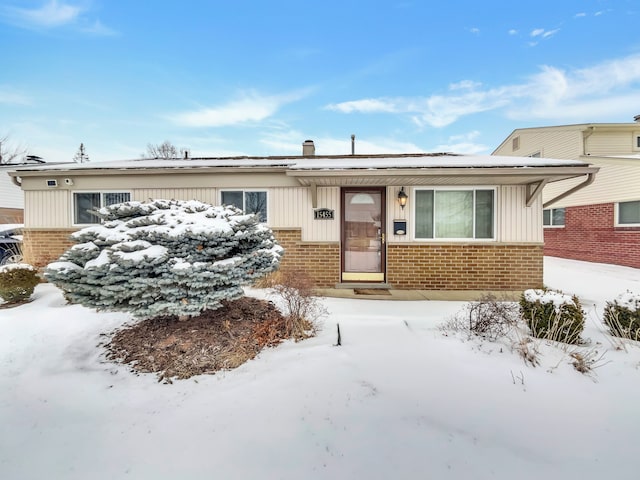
[{"left": 353, "top": 289, "right": 392, "bottom": 296}]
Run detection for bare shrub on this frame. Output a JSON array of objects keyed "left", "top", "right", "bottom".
[
  {"left": 445, "top": 294, "right": 520, "bottom": 341},
  {"left": 513, "top": 336, "right": 540, "bottom": 367},
  {"left": 569, "top": 348, "right": 609, "bottom": 376},
  {"left": 270, "top": 269, "right": 326, "bottom": 341}
]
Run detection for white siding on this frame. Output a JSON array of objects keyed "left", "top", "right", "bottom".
[
  {"left": 498, "top": 186, "right": 543, "bottom": 243},
  {"left": 24, "top": 190, "right": 70, "bottom": 228},
  {"left": 0, "top": 169, "right": 24, "bottom": 209},
  {"left": 544, "top": 160, "right": 640, "bottom": 207},
  {"left": 587, "top": 131, "right": 635, "bottom": 156},
  {"left": 270, "top": 186, "right": 340, "bottom": 242},
  {"left": 494, "top": 128, "right": 583, "bottom": 159}
]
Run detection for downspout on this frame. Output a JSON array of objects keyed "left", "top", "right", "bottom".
[
  {"left": 543, "top": 173, "right": 596, "bottom": 208},
  {"left": 582, "top": 126, "right": 595, "bottom": 155}
]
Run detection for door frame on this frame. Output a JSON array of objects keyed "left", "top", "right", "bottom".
[{"left": 340, "top": 186, "right": 387, "bottom": 283}]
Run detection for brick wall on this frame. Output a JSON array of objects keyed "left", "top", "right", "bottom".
[
  {"left": 387, "top": 244, "right": 543, "bottom": 290},
  {"left": 544, "top": 203, "right": 640, "bottom": 269},
  {"left": 23, "top": 227, "right": 543, "bottom": 291},
  {"left": 272, "top": 229, "right": 340, "bottom": 287},
  {"left": 22, "top": 229, "right": 76, "bottom": 267}
]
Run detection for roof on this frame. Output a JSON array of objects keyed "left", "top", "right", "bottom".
[
  {"left": 7, "top": 153, "right": 597, "bottom": 188},
  {"left": 7, "top": 152, "right": 587, "bottom": 172}
]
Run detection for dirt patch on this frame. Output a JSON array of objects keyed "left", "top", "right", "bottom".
[
  {"left": 105, "top": 296, "right": 290, "bottom": 383},
  {"left": 0, "top": 298, "right": 33, "bottom": 309}
]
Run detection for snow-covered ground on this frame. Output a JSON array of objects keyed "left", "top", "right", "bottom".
[{"left": 1, "top": 257, "right": 639, "bottom": 480}]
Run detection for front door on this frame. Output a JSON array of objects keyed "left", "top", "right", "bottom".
[{"left": 341, "top": 187, "right": 386, "bottom": 282}]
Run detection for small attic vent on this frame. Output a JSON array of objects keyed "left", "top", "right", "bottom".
[{"left": 512, "top": 136, "right": 520, "bottom": 151}]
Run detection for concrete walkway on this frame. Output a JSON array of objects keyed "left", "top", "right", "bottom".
[{"left": 314, "top": 288, "right": 523, "bottom": 301}]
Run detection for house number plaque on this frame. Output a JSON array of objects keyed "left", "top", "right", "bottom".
[{"left": 314, "top": 208, "right": 335, "bottom": 220}]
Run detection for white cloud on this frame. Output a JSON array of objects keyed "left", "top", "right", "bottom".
[
  {"left": 430, "top": 131, "right": 489, "bottom": 155},
  {"left": 325, "top": 54, "right": 640, "bottom": 127},
  {"left": 531, "top": 28, "right": 545, "bottom": 37},
  {"left": 325, "top": 98, "right": 401, "bottom": 114},
  {"left": 80, "top": 20, "right": 118, "bottom": 36},
  {"left": 469, "top": 27, "right": 480, "bottom": 35},
  {"left": 448, "top": 80, "right": 481, "bottom": 91},
  {"left": 575, "top": 12, "right": 587, "bottom": 18},
  {"left": 1, "top": 1, "right": 116, "bottom": 35},
  {"left": 508, "top": 29, "right": 518, "bottom": 35},
  {"left": 3, "top": 0, "right": 82, "bottom": 27},
  {"left": 542, "top": 28, "right": 560, "bottom": 38},
  {"left": 173, "top": 90, "right": 310, "bottom": 128}
]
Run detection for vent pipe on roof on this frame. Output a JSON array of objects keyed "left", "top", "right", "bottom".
[
  {"left": 634, "top": 114, "right": 640, "bottom": 123},
  {"left": 351, "top": 134, "right": 355, "bottom": 155},
  {"left": 302, "top": 139, "right": 315, "bottom": 156}
]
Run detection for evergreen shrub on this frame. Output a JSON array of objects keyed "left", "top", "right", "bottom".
[
  {"left": 520, "top": 288, "right": 585, "bottom": 344},
  {"left": 0, "top": 263, "right": 40, "bottom": 303},
  {"left": 603, "top": 291, "right": 640, "bottom": 341},
  {"left": 45, "top": 199, "right": 283, "bottom": 319}
]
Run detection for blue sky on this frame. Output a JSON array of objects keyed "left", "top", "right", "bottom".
[{"left": 1, "top": 0, "right": 639, "bottom": 163}]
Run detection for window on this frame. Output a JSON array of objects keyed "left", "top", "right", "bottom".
[
  {"left": 635, "top": 134, "right": 640, "bottom": 150},
  {"left": 543, "top": 208, "right": 565, "bottom": 227},
  {"left": 528, "top": 151, "right": 541, "bottom": 158},
  {"left": 221, "top": 190, "right": 267, "bottom": 222},
  {"left": 415, "top": 189, "right": 495, "bottom": 239},
  {"left": 512, "top": 136, "right": 520, "bottom": 151},
  {"left": 73, "top": 192, "right": 130, "bottom": 224},
  {"left": 617, "top": 200, "right": 640, "bottom": 226}
]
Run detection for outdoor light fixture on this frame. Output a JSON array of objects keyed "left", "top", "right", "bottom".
[{"left": 397, "top": 187, "right": 408, "bottom": 209}]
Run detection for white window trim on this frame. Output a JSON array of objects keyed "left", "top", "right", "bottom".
[
  {"left": 543, "top": 207, "right": 566, "bottom": 229},
  {"left": 412, "top": 186, "right": 497, "bottom": 242},
  {"left": 219, "top": 189, "right": 269, "bottom": 223},
  {"left": 71, "top": 190, "right": 132, "bottom": 226},
  {"left": 614, "top": 200, "right": 640, "bottom": 227}
]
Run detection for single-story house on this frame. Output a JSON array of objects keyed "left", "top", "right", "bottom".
[
  {"left": 7, "top": 141, "right": 598, "bottom": 292},
  {"left": 493, "top": 119, "right": 640, "bottom": 269}
]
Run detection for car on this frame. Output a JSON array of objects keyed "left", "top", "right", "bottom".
[{"left": 0, "top": 224, "right": 23, "bottom": 266}]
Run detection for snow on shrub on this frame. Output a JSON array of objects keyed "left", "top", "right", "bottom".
[
  {"left": 603, "top": 291, "right": 640, "bottom": 341},
  {"left": 520, "top": 288, "right": 585, "bottom": 344},
  {"left": 45, "top": 199, "right": 283, "bottom": 319},
  {"left": 0, "top": 263, "right": 39, "bottom": 303}
]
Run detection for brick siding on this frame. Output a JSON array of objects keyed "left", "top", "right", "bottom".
[
  {"left": 387, "top": 244, "right": 543, "bottom": 290},
  {"left": 22, "top": 229, "right": 76, "bottom": 267},
  {"left": 272, "top": 229, "right": 340, "bottom": 288},
  {"left": 544, "top": 203, "right": 640, "bottom": 269},
  {"left": 23, "top": 227, "right": 543, "bottom": 290}
]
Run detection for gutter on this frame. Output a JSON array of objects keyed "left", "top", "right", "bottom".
[{"left": 543, "top": 172, "right": 597, "bottom": 208}]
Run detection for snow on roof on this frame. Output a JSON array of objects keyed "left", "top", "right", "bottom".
[{"left": 7, "top": 153, "right": 589, "bottom": 174}]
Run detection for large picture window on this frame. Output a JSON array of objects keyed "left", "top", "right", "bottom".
[
  {"left": 73, "top": 192, "right": 130, "bottom": 224},
  {"left": 617, "top": 200, "right": 640, "bottom": 226},
  {"left": 221, "top": 190, "right": 267, "bottom": 222},
  {"left": 543, "top": 208, "right": 565, "bottom": 227},
  {"left": 415, "top": 189, "right": 494, "bottom": 239}
]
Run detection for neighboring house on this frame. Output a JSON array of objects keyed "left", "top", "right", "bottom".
[
  {"left": 493, "top": 119, "right": 640, "bottom": 269},
  {"left": 0, "top": 164, "right": 25, "bottom": 223},
  {"left": 8, "top": 142, "right": 596, "bottom": 292}
]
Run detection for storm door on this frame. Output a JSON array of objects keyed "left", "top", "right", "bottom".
[{"left": 341, "top": 187, "right": 386, "bottom": 282}]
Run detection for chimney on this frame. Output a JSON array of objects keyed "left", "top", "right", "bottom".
[
  {"left": 351, "top": 134, "right": 355, "bottom": 155},
  {"left": 634, "top": 114, "right": 640, "bottom": 123},
  {"left": 302, "top": 139, "right": 315, "bottom": 156}
]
